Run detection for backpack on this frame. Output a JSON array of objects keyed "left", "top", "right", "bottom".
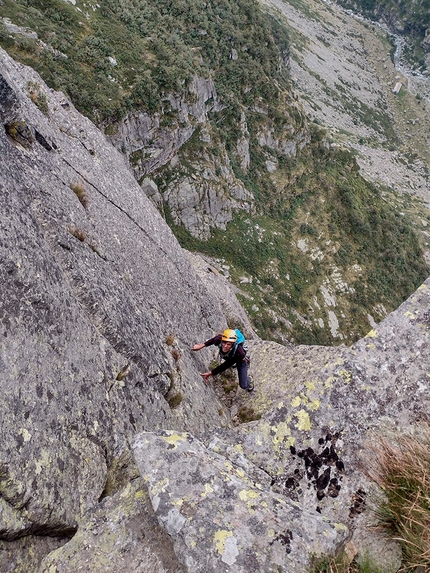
[{"left": 234, "top": 329, "right": 246, "bottom": 354}]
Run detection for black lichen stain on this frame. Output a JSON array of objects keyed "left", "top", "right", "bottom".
[
  {"left": 277, "top": 431, "right": 346, "bottom": 505},
  {"left": 420, "top": 311, "right": 430, "bottom": 329},
  {"left": 349, "top": 488, "right": 366, "bottom": 517},
  {"left": 270, "top": 529, "right": 293, "bottom": 554},
  {"left": 327, "top": 477, "right": 341, "bottom": 498}
]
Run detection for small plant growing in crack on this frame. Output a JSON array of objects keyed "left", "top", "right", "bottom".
[
  {"left": 165, "top": 334, "right": 175, "bottom": 346},
  {"left": 89, "top": 241, "right": 106, "bottom": 260},
  {"left": 167, "top": 391, "right": 183, "bottom": 409},
  {"left": 70, "top": 182, "right": 89, "bottom": 208},
  {"left": 171, "top": 348, "right": 181, "bottom": 361},
  {"left": 27, "top": 81, "right": 49, "bottom": 115},
  {"left": 116, "top": 364, "right": 131, "bottom": 381},
  {"left": 165, "top": 376, "right": 183, "bottom": 409},
  {"left": 237, "top": 406, "right": 261, "bottom": 423},
  {"left": 68, "top": 226, "right": 86, "bottom": 242}
]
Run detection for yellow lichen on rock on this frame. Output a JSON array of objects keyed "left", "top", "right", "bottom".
[
  {"left": 272, "top": 421, "right": 291, "bottom": 448},
  {"left": 332, "top": 522, "right": 348, "bottom": 532},
  {"left": 162, "top": 432, "right": 187, "bottom": 447},
  {"left": 304, "top": 380, "right": 316, "bottom": 391},
  {"left": 201, "top": 483, "right": 214, "bottom": 498},
  {"left": 151, "top": 477, "right": 169, "bottom": 496},
  {"left": 214, "top": 529, "right": 233, "bottom": 555},
  {"left": 238, "top": 489, "right": 260, "bottom": 501},
  {"left": 19, "top": 428, "right": 32, "bottom": 443},
  {"left": 295, "top": 409, "right": 311, "bottom": 431},
  {"left": 338, "top": 370, "right": 351, "bottom": 384},
  {"left": 35, "top": 449, "right": 52, "bottom": 475},
  {"left": 309, "top": 399, "right": 320, "bottom": 411}
]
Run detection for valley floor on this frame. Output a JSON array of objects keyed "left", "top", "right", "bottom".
[{"left": 263, "top": 0, "right": 430, "bottom": 241}]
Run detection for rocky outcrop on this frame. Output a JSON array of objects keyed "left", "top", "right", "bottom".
[
  {"left": 106, "top": 69, "right": 310, "bottom": 240},
  {"left": 161, "top": 146, "right": 254, "bottom": 240},
  {"left": 132, "top": 430, "right": 341, "bottom": 573},
  {"left": 39, "top": 477, "right": 185, "bottom": 573},
  {"left": 107, "top": 77, "right": 258, "bottom": 238},
  {"left": 108, "top": 76, "right": 222, "bottom": 178},
  {"left": 227, "top": 279, "right": 430, "bottom": 568},
  {"left": 128, "top": 277, "right": 430, "bottom": 573}
]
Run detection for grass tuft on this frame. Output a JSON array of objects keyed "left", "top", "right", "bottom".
[
  {"left": 171, "top": 348, "right": 181, "bottom": 361},
  {"left": 70, "top": 182, "right": 89, "bottom": 209},
  {"left": 68, "top": 226, "right": 86, "bottom": 242},
  {"left": 167, "top": 391, "right": 183, "bottom": 409},
  {"left": 310, "top": 549, "right": 396, "bottom": 573},
  {"left": 165, "top": 334, "right": 175, "bottom": 346},
  {"left": 364, "top": 426, "right": 430, "bottom": 570},
  {"left": 237, "top": 406, "right": 261, "bottom": 423},
  {"left": 27, "top": 81, "right": 49, "bottom": 115}
]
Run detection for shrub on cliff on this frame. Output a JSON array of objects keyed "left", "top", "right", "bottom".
[{"left": 0, "top": 0, "right": 290, "bottom": 123}]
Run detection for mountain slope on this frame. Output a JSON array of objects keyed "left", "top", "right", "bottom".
[
  {"left": 336, "top": 0, "right": 430, "bottom": 71},
  {"left": 0, "top": 0, "right": 428, "bottom": 347}
]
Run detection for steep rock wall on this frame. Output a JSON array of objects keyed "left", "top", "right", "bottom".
[
  {"left": 106, "top": 76, "right": 255, "bottom": 239},
  {"left": 0, "top": 48, "right": 248, "bottom": 568}
]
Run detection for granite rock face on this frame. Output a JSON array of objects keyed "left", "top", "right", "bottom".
[
  {"left": 132, "top": 430, "right": 341, "bottom": 573},
  {"left": 129, "top": 279, "right": 430, "bottom": 573},
  {"left": 0, "top": 48, "right": 242, "bottom": 569},
  {"left": 228, "top": 280, "right": 430, "bottom": 568},
  {"left": 108, "top": 76, "right": 222, "bottom": 178},
  {"left": 38, "top": 477, "right": 185, "bottom": 573},
  {"left": 106, "top": 76, "right": 255, "bottom": 239}
]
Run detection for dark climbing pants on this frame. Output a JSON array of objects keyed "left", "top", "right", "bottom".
[{"left": 237, "top": 358, "right": 251, "bottom": 390}]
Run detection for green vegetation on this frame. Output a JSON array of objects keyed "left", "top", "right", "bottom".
[
  {"left": 160, "top": 133, "right": 428, "bottom": 345},
  {"left": 237, "top": 405, "right": 261, "bottom": 423},
  {"left": 166, "top": 391, "right": 183, "bottom": 409},
  {"left": 310, "top": 552, "right": 396, "bottom": 572},
  {"left": 366, "top": 426, "right": 430, "bottom": 570},
  {"left": 27, "top": 80, "right": 49, "bottom": 114},
  {"left": 1, "top": 0, "right": 427, "bottom": 346},
  {"left": 313, "top": 425, "right": 430, "bottom": 571},
  {"left": 0, "top": 0, "right": 291, "bottom": 123}
]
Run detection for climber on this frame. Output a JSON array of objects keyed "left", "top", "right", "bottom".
[{"left": 192, "top": 328, "right": 254, "bottom": 392}]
